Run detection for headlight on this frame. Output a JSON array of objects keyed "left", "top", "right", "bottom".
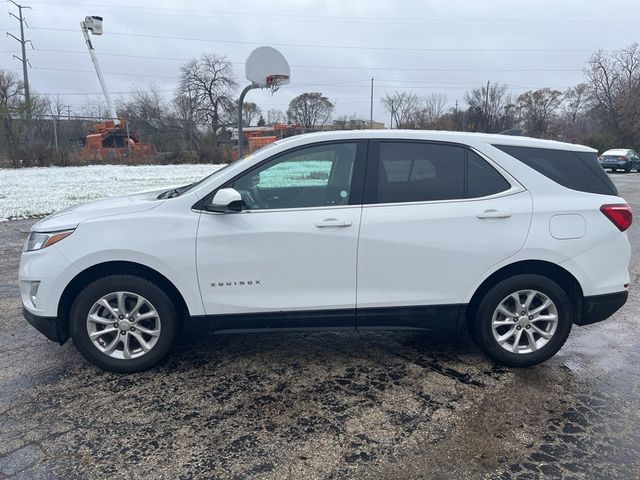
[{"left": 23, "top": 230, "right": 74, "bottom": 252}]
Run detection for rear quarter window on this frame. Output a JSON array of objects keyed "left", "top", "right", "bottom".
[{"left": 493, "top": 145, "right": 617, "bottom": 196}]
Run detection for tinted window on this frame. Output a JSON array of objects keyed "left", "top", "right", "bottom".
[
  {"left": 494, "top": 145, "right": 617, "bottom": 196},
  {"left": 232, "top": 143, "right": 357, "bottom": 210},
  {"left": 377, "top": 142, "right": 465, "bottom": 203},
  {"left": 467, "top": 151, "right": 511, "bottom": 198}
]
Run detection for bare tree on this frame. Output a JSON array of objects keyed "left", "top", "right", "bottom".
[
  {"left": 563, "top": 83, "right": 590, "bottom": 123},
  {"left": 517, "top": 88, "right": 563, "bottom": 137},
  {"left": 0, "top": 70, "right": 23, "bottom": 110},
  {"left": 465, "top": 83, "right": 509, "bottom": 132},
  {"left": 287, "top": 92, "right": 334, "bottom": 130},
  {"left": 242, "top": 102, "right": 261, "bottom": 126},
  {"left": 266, "top": 108, "right": 286, "bottom": 125},
  {"left": 178, "top": 54, "right": 237, "bottom": 148},
  {"left": 585, "top": 44, "right": 640, "bottom": 142},
  {"left": 422, "top": 93, "right": 447, "bottom": 126},
  {"left": 381, "top": 91, "right": 420, "bottom": 128},
  {"left": 408, "top": 93, "right": 448, "bottom": 129},
  {"left": 172, "top": 88, "right": 201, "bottom": 150},
  {"left": 119, "top": 84, "right": 166, "bottom": 121},
  {"left": 0, "top": 70, "right": 24, "bottom": 162},
  {"left": 79, "top": 96, "right": 110, "bottom": 120}
]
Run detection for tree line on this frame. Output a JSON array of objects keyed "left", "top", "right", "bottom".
[
  {"left": 380, "top": 43, "right": 640, "bottom": 153},
  {"left": 1, "top": 43, "right": 638, "bottom": 167}
]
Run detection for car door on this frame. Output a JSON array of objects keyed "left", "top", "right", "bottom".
[
  {"left": 195, "top": 140, "right": 366, "bottom": 330},
  {"left": 356, "top": 140, "right": 533, "bottom": 330}
]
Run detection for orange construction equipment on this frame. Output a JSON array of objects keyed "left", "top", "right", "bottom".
[
  {"left": 83, "top": 119, "right": 157, "bottom": 162},
  {"left": 247, "top": 135, "right": 278, "bottom": 153}
]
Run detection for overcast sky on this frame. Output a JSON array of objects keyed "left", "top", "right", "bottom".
[{"left": 1, "top": 0, "right": 639, "bottom": 125}]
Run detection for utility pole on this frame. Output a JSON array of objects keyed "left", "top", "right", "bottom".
[
  {"left": 390, "top": 104, "right": 394, "bottom": 129},
  {"left": 52, "top": 115, "right": 59, "bottom": 153},
  {"left": 454, "top": 99, "right": 459, "bottom": 130},
  {"left": 7, "top": 0, "right": 32, "bottom": 117},
  {"left": 484, "top": 80, "right": 490, "bottom": 132},
  {"left": 66, "top": 105, "right": 72, "bottom": 120},
  {"left": 369, "top": 77, "right": 374, "bottom": 127}
]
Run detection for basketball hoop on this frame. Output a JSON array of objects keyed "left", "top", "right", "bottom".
[
  {"left": 266, "top": 74, "right": 290, "bottom": 94},
  {"left": 238, "top": 46, "right": 291, "bottom": 157}
]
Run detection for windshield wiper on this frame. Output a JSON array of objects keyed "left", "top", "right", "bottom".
[{"left": 157, "top": 184, "right": 192, "bottom": 200}]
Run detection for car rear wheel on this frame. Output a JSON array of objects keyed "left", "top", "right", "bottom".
[
  {"left": 624, "top": 165, "right": 631, "bottom": 173},
  {"left": 70, "top": 275, "right": 178, "bottom": 372},
  {"left": 470, "top": 274, "right": 573, "bottom": 367}
]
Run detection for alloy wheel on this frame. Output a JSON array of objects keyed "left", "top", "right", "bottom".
[
  {"left": 86, "top": 291, "right": 161, "bottom": 360},
  {"left": 491, "top": 289, "right": 558, "bottom": 354}
]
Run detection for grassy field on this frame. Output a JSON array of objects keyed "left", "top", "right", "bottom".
[{"left": 0, "top": 164, "right": 222, "bottom": 220}]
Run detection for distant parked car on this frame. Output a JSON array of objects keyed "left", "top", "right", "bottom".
[{"left": 599, "top": 149, "right": 640, "bottom": 173}]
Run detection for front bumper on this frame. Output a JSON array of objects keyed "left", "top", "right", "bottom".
[
  {"left": 23, "top": 308, "right": 69, "bottom": 345},
  {"left": 577, "top": 290, "right": 628, "bottom": 326}
]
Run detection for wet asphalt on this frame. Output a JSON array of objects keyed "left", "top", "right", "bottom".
[{"left": 0, "top": 175, "right": 639, "bottom": 480}]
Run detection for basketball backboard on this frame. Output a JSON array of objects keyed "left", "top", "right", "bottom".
[{"left": 245, "top": 46, "right": 290, "bottom": 90}]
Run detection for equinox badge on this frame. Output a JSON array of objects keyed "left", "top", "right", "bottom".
[{"left": 211, "top": 280, "right": 261, "bottom": 287}]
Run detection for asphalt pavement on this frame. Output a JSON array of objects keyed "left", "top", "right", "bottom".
[{"left": 0, "top": 175, "right": 638, "bottom": 479}]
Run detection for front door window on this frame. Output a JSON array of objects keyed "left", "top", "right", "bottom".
[{"left": 232, "top": 143, "right": 357, "bottom": 210}]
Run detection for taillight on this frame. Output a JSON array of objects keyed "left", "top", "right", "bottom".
[{"left": 600, "top": 204, "right": 633, "bottom": 232}]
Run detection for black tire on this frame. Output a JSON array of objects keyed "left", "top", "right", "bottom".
[
  {"left": 624, "top": 165, "right": 631, "bottom": 173},
  {"left": 610, "top": 168, "right": 617, "bottom": 173},
  {"left": 70, "top": 274, "right": 178, "bottom": 373},
  {"left": 469, "top": 274, "right": 573, "bottom": 367}
]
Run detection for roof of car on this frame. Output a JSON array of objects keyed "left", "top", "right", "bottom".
[
  {"left": 601, "top": 149, "right": 631, "bottom": 155},
  {"left": 272, "top": 130, "right": 597, "bottom": 152}
]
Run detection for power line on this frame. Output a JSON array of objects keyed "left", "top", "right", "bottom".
[
  {"left": 23, "top": 2, "right": 640, "bottom": 27},
  {"left": 30, "top": 48, "right": 586, "bottom": 73},
  {"left": 29, "top": 66, "right": 559, "bottom": 90},
  {"left": 28, "top": 27, "right": 601, "bottom": 54}
]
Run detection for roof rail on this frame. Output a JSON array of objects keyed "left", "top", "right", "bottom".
[{"left": 499, "top": 129, "right": 525, "bottom": 136}]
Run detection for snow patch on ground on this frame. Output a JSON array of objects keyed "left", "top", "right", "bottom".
[{"left": 0, "top": 164, "right": 222, "bottom": 221}]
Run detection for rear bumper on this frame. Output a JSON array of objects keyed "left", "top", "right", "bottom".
[
  {"left": 23, "top": 308, "right": 68, "bottom": 345},
  {"left": 577, "top": 291, "right": 628, "bottom": 326},
  {"left": 600, "top": 162, "right": 629, "bottom": 169}
]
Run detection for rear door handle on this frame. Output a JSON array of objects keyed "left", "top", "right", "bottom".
[
  {"left": 477, "top": 209, "right": 512, "bottom": 219},
  {"left": 315, "top": 218, "right": 353, "bottom": 228}
]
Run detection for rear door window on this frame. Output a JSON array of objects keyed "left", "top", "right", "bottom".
[
  {"left": 494, "top": 145, "right": 617, "bottom": 196},
  {"left": 377, "top": 142, "right": 465, "bottom": 203},
  {"left": 369, "top": 142, "right": 511, "bottom": 204}
]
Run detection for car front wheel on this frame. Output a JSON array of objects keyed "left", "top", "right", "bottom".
[
  {"left": 470, "top": 274, "right": 573, "bottom": 367},
  {"left": 70, "top": 275, "right": 178, "bottom": 372}
]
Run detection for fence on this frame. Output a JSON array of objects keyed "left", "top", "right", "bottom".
[{"left": 0, "top": 113, "right": 247, "bottom": 168}]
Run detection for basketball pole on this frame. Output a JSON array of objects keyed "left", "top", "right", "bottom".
[{"left": 237, "top": 83, "right": 259, "bottom": 158}]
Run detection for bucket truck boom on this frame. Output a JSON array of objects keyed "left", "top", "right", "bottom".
[{"left": 80, "top": 16, "right": 118, "bottom": 125}]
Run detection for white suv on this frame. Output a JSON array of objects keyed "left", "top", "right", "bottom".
[{"left": 19, "top": 131, "right": 632, "bottom": 372}]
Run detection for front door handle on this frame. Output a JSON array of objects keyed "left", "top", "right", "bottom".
[
  {"left": 477, "top": 209, "right": 512, "bottom": 219},
  {"left": 315, "top": 218, "right": 353, "bottom": 228}
]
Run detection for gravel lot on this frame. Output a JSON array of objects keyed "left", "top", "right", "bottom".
[{"left": 0, "top": 175, "right": 638, "bottom": 479}]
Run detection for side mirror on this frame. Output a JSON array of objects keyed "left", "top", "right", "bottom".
[{"left": 205, "top": 188, "right": 243, "bottom": 213}]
